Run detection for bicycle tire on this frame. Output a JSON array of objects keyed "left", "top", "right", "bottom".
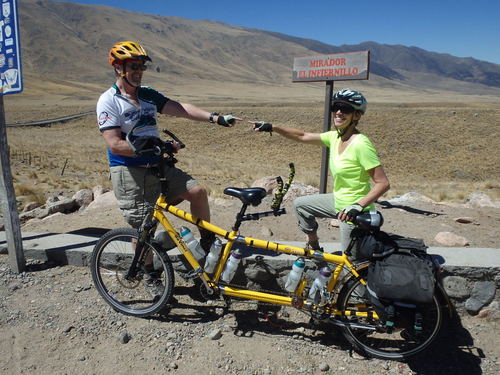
[
  {"left": 90, "top": 227, "right": 175, "bottom": 317},
  {"left": 337, "top": 274, "right": 444, "bottom": 360}
]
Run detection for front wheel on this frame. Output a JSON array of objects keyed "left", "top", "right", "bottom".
[
  {"left": 337, "top": 275, "right": 444, "bottom": 360},
  {"left": 90, "top": 227, "right": 175, "bottom": 317}
]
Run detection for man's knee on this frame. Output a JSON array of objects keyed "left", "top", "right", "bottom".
[{"left": 183, "top": 184, "right": 208, "bottom": 203}]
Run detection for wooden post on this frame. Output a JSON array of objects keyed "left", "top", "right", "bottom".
[
  {"left": 0, "top": 96, "right": 25, "bottom": 273},
  {"left": 319, "top": 81, "right": 334, "bottom": 194}
]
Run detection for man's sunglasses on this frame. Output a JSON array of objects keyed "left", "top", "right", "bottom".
[
  {"left": 331, "top": 103, "right": 355, "bottom": 114},
  {"left": 128, "top": 63, "right": 148, "bottom": 71}
]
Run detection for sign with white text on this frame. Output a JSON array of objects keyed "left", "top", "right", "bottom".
[
  {"left": 0, "top": 0, "right": 22, "bottom": 95},
  {"left": 292, "top": 51, "right": 369, "bottom": 82}
]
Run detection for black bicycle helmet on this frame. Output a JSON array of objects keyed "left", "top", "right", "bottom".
[{"left": 332, "top": 88, "right": 367, "bottom": 114}]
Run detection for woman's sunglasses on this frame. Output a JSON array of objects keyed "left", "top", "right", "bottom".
[
  {"left": 331, "top": 103, "right": 355, "bottom": 114},
  {"left": 128, "top": 63, "right": 148, "bottom": 71}
]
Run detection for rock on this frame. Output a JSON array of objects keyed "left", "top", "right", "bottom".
[
  {"left": 453, "top": 217, "right": 474, "bottom": 224},
  {"left": 442, "top": 276, "right": 470, "bottom": 299},
  {"left": 72, "top": 189, "right": 94, "bottom": 208},
  {"left": 465, "top": 281, "right": 496, "bottom": 315},
  {"left": 387, "top": 192, "right": 435, "bottom": 204},
  {"left": 86, "top": 191, "right": 117, "bottom": 210},
  {"left": 47, "top": 198, "right": 77, "bottom": 214},
  {"left": 207, "top": 328, "right": 222, "bottom": 340},
  {"left": 251, "top": 176, "right": 279, "bottom": 194},
  {"left": 465, "top": 193, "right": 500, "bottom": 208},
  {"left": 119, "top": 331, "right": 131, "bottom": 344},
  {"left": 434, "top": 232, "right": 469, "bottom": 246},
  {"left": 476, "top": 301, "right": 500, "bottom": 320},
  {"left": 282, "top": 182, "right": 319, "bottom": 204},
  {"left": 19, "top": 207, "right": 50, "bottom": 222},
  {"left": 318, "top": 362, "right": 330, "bottom": 371},
  {"left": 23, "top": 201, "right": 41, "bottom": 212}
]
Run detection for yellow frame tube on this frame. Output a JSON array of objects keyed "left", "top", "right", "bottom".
[{"left": 154, "top": 195, "right": 374, "bottom": 318}]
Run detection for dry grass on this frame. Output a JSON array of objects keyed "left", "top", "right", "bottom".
[{"left": 5, "top": 100, "right": 500, "bottom": 207}]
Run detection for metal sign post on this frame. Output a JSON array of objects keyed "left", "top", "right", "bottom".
[
  {"left": 0, "top": 0, "right": 25, "bottom": 273},
  {"left": 292, "top": 51, "right": 370, "bottom": 193}
]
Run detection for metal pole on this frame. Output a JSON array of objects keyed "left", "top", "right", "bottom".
[
  {"left": 0, "top": 95, "right": 25, "bottom": 273},
  {"left": 319, "top": 81, "right": 334, "bottom": 194}
]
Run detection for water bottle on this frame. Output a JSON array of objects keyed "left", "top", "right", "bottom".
[
  {"left": 221, "top": 249, "right": 242, "bottom": 282},
  {"left": 180, "top": 226, "right": 205, "bottom": 262},
  {"left": 203, "top": 237, "right": 223, "bottom": 274},
  {"left": 284, "top": 257, "right": 305, "bottom": 292},
  {"left": 308, "top": 266, "right": 332, "bottom": 302}
]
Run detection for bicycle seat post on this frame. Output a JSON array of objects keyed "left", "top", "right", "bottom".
[{"left": 232, "top": 203, "right": 249, "bottom": 232}]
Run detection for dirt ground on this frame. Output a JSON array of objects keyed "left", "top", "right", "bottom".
[{"left": 1, "top": 191, "right": 499, "bottom": 375}]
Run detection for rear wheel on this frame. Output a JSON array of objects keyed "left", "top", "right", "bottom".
[
  {"left": 90, "top": 227, "right": 175, "bottom": 317},
  {"left": 337, "top": 275, "right": 444, "bottom": 360}
]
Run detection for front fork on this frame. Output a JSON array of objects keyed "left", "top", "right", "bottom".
[{"left": 125, "top": 214, "right": 158, "bottom": 280}]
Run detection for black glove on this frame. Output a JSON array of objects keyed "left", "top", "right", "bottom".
[
  {"left": 217, "top": 114, "right": 238, "bottom": 127},
  {"left": 253, "top": 121, "right": 273, "bottom": 133},
  {"left": 342, "top": 203, "right": 363, "bottom": 220},
  {"left": 161, "top": 140, "right": 177, "bottom": 154},
  {"left": 130, "top": 136, "right": 164, "bottom": 156}
]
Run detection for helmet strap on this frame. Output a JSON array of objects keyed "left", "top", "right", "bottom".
[
  {"left": 115, "top": 64, "right": 140, "bottom": 89},
  {"left": 335, "top": 119, "right": 359, "bottom": 138}
]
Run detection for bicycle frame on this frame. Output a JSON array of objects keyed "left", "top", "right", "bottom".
[{"left": 151, "top": 193, "right": 374, "bottom": 319}]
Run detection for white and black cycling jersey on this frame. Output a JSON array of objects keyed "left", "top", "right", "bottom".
[{"left": 96, "top": 84, "right": 170, "bottom": 166}]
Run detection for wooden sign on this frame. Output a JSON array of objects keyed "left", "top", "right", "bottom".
[{"left": 292, "top": 51, "right": 370, "bottom": 82}]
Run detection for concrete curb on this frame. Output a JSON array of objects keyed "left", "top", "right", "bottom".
[{"left": 1, "top": 230, "right": 499, "bottom": 268}]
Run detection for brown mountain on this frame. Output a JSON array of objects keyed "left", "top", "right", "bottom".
[{"left": 16, "top": 0, "right": 500, "bottom": 102}]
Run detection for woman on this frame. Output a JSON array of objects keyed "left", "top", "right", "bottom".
[{"left": 252, "top": 89, "right": 390, "bottom": 258}]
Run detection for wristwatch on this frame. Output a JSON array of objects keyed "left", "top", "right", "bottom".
[{"left": 209, "top": 112, "right": 219, "bottom": 123}]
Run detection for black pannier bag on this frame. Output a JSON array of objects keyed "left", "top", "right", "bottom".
[
  {"left": 367, "top": 253, "right": 436, "bottom": 306},
  {"left": 350, "top": 228, "right": 429, "bottom": 261}
]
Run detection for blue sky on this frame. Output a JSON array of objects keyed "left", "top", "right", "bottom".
[{"left": 59, "top": 0, "right": 500, "bottom": 64}]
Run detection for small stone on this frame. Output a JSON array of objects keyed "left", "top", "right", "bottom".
[
  {"left": 119, "top": 331, "right": 131, "bottom": 344},
  {"left": 453, "top": 217, "right": 474, "bottom": 224},
  {"left": 207, "top": 328, "right": 222, "bottom": 340},
  {"left": 318, "top": 361, "right": 330, "bottom": 371}
]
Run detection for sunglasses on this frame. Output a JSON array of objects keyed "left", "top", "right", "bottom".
[
  {"left": 128, "top": 63, "right": 148, "bottom": 71},
  {"left": 331, "top": 103, "right": 355, "bottom": 114}
]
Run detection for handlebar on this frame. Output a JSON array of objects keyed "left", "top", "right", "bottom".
[{"left": 162, "top": 129, "right": 185, "bottom": 149}]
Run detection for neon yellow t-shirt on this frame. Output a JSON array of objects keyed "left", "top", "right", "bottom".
[{"left": 320, "top": 131, "right": 381, "bottom": 212}]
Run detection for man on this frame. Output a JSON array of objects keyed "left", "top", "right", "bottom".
[
  {"left": 97, "top": 41, "right": 241, "bottom": 252},
  {"left": 253, "top": 89, "right": 390, "bottom": 258}
]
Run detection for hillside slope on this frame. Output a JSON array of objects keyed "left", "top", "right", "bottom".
[{"left": 15, "top": 0, "right": 500, "bottom": 102}]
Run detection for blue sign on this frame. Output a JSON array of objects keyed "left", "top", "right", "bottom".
[{"left": 0, "top": 0, "right": 22, "bottom": 95}]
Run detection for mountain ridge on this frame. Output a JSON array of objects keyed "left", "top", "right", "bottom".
[{"left": 14, "top": 0, "right": 500, "bottom": 102}]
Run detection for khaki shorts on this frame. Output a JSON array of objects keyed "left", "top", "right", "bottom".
[{"left": 110, "top": 165, "right": 198, "bottom": 228}]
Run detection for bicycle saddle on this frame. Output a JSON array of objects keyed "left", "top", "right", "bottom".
[
  {"left": 223, "top": 187, "right": 267, "bottom": 206},
  {"left": 355, "top": 210, "right": 384, "bottom": 230}
]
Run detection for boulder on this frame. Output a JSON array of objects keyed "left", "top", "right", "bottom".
[
  {"left": 465, "top": 193, "right": 500, "bottom": 208},
  {"left": 86, "top": 191, "right": 118, "bottom": 210},
  {"left": 434, "top": 231, "right": 469, "bottom": 246},
  {"left": 251, "top": 176, "right": 279, "bottom": 194},
  {"left": 72, "top": 189, "right": 94, "bottom": 208}
]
